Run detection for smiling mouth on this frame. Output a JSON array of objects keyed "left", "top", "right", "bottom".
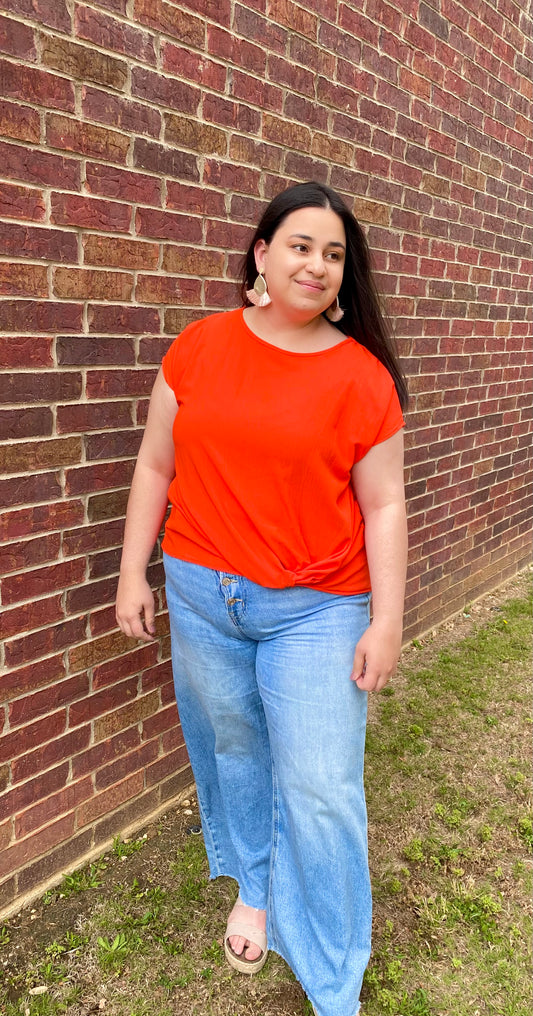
[{"left": 296, "top": 280, "right": 325, "bottom": 291}]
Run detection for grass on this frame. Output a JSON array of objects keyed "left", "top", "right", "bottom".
[{"left": 0, "top": 578, "right": 530, "bottom": 1016}]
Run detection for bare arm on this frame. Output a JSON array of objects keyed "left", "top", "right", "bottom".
[
  {"left": 350, "top": 428, "right": 407, "bottom": 692},
  {"left": 116, "top": 368, "right": 178, "bottom": 641}
]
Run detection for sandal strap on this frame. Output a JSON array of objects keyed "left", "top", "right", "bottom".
[{"left": 224, "top": 920, "right": 267, "bottom": 953}]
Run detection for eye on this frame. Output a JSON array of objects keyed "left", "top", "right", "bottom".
[
  {"left": 325, "top": 251, "right": 343, "bottom": 261},
  {"left": 291, "top": 243, "right": 309, "bottom": 253}
]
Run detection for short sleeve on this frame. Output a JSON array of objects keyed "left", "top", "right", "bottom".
[
  {"left": 161, "top": 318, "right": 205, "bottom": 403},
  {"left": 349, "top": 351, "right": 405, "bottom": 463}
]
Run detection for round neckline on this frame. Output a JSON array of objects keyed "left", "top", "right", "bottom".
[{"left": 239, "top": 307, "right": 353, "bottom": 358}]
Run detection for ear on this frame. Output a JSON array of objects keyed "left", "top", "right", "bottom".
[{"left": 254, "top": 239, "right": 267, "bottom": 273}]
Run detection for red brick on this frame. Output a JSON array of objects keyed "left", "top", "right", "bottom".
[
  {"left": 0, "top": 710, "right": 67, "bottom": 767},
  {"left": 92, "top": 689, "right": 160, "bottom": 742},
  {"left": 85, "top": 162, "right": 161, "bottom": 205},
  {"left": 95, "top": 740, "right": 158, "bottom": 791},
  {"left": 76, "top": 771, "right": 144, "bottom": 827},
  {"left": 0, "top": 434, "right": 82, "bottom": 475},
  {"left": 207, "top": 24, "right": 266, "bottom": 75},
  {"left": 72, "top": 728, "right": 139, "bottom": 781},
  {"left": 162, "top": 245, "right": 224, "bottom": 278},
  {"left": 0, "top": 335, "right": 53, "bottom": 369},
  {"left": 68, "top": 678, "right": 138, "bottom": 730},
  {"left": 140, "top": 660, "right": 173, "bottom": 693},
  {"left": 10, "top": 726, "right": 89, "bottom": 786},
  {"left": 61, "top": 519, "right": 124, "bottom": 560},
  {"left": 145, "top": 745, "right": 189, "bottom": 788},
  {"left": 53, "top": 267, "right": 133, "bottom": 302},
  {"left": 83, "top": 233, "right": 159, "bottom": 270},
  {"left": 87, "top": 303, "right": 159, "bottom": 334},
  {"left": 141, "top": 702, "right": 178, "bottom": 741},
  {"left": 203, "top": 280, "right": 240, "bottom": 307},
  {"left": 1, "top": 594, "right": 63, "bottom": 640},
  {"left": 85, "top": 367, "right": 156, "bottom": 398},
  {"left": 162, "top": 725, "right": 185, "bottom": 753},
  {"left": 283, "top": 92, "right": 328, "bottom": 132},
  {"left": 1, "top": 763, "right": 69, "bottom": 822},
  {"left": 82, "top": 86, "right": 161, "bottom": 138},
  {"left": 46, "top": 113, "right": 130, "bottom": 162},
  {"left": 0, "top": 1, "right": 71, "bottom": 32},
  {"left": 0, "top": 263, "right": 48, "bottom": 300},
  {"left": 233, "top": 5, "right": 287, "bottom": 53},
  {"left": 88, "top": 546, "right": 121, "bottom": 580},
  {"left": 92, "top": 643, "right": 159, "bottom": 690},
  {"left": 132, "top": 63, "right": 200, "bottom": 114},
  {"left": 202, "top": 92, "right": 260, "bottom": 133},
  {"left": 2, "top": 557, "right": 85, "bottom": 607},
  {"left": 92, "top": 786, "right": 160, "bottom": 846},
  {"left": 66, "top": 576, "right": 117, "bottom": 614},
  {"left": 64, "top": 459, "right": 133, "bottom": 498},
  {"left": 1, "top": 15, "right": 36, "bottom": 60},
  {"left": 0, "top": 300, "right": 82, "bottom": 333},
  {"left": 0, "top": 472, "right": 63, "bottom": 512},
  {"left": 135, "top": 0, "right": 205, "bottom": 46},
  {"left": 0, "top": 98, "right": 40, "bottom": 142},
  {"left": 75, "top": 6, "right": 156, "bottom": 64},
  {"left": 9, "top": 674, "right": 89, "bottom": 728},
  {"left": 0, "top": 58, "right": 74, "bottom": 111},
  {"left": 204, "top": 218, "right": 254, "bottom": 252},
  {"left": 15, "top": 777, "right": 93, "bottom": 839},
  {"left": 5, "top": 616, "right": 88, "bottom": 669},
  {"left": 0, "top": 372, "right": 81, "bottom": 410},
  {"left": 51, "top": 192, "right": 132, "bottom": 232},
  {"left": 0, "top": 221, "right": 78, "bottom": 263},
  {"left": 135, "top": 274, "right": 201, "bottom": 305},
  {"left": 161, "top": 40, "right": 226, "bottom": 91},
  {"left": 0, "top": 818, "right": 12, "bottom": 852},
  {"left": 0, "top": 531, "right": 60, "bottom": 575},
  {"left": 0, "top": 179, "right": 45, "bottom": 221},
  {"left": 164, "top": 112, "right": 227, "bottom": 155},
  {"left": 87, "top": 488, "right": 129, "bottom": 523},
  {"left": 57, "top": 401, "right": 132, "bottom": 436},
  {"left": 318, "top": 23, "right": 361, "bottom": 64},
  {"left": 86, "top": 428, "right": 141, "bottom": 461},
  {"left": 41, "top": 33, "right": 127, "bottom": 89},
  {"left": 0, "top": 501, "right": 84, "bottom": 547},
  {"left": 0, "top": 813, "right": 76, "bottom": 880},
  {"left": 290, "top": 33, "right": 335, "bottom": 77},
  {"left": 232, "top": 71, "right": 283, "bottom": 113}
]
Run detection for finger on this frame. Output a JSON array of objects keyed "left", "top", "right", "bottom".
[
  {"left": 143, "top": 598, "right": 156, "bottom": 636},
  {"left": 126, "top": 613, "right": 155, "bottom": 642},
  {"left": 350, "top": 646, "right": 366, "bottom": 682}
]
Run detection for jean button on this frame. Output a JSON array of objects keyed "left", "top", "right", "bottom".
[
  {"left": 227, "top": 597, "right": 236, "bottom": 605},
  {"left": 221, "top": 577, "right": 231, "bottom": 586}
]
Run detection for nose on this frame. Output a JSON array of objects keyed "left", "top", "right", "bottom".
[{"left": 306, "top": 251, "right": 326, "bottom": 275}]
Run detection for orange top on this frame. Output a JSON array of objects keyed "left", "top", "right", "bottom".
[{"left": 161, "top": 308, "right": 404, "bottom": 594}]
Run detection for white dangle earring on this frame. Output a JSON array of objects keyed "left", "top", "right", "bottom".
[
  {"left": 246, "top": 272, "right": 272, "bottom": 307},
  {"left": 325, "top": 296, "right": 344, "bottom": 322}
]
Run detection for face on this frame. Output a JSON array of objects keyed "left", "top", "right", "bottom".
[{"left": 254, "top": 206, "right": 346, "bottom": 320}]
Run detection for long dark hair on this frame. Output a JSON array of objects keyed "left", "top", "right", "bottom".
[{"left": 241, "top": 182, "right": 408, "bottom": 411}]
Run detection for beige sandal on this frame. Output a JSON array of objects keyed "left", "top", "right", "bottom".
[{"left": 224, "top": 896, "right": 268, "bottom": 974}]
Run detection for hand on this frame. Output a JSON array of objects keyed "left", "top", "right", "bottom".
[
  {"left": 350, "top": 621, "right": 402, "bottom": 692},
  {"left": 116, "top": 572, "right": 156, "bottom": 642}
]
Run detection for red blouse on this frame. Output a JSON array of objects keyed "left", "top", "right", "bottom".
[{"left": 161, "top": 308, "right": 404, "bottom": 594}]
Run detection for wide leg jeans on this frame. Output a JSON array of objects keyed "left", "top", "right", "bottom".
[{"left": 164, "top": 555, "right": 372, "bottom": 1016}]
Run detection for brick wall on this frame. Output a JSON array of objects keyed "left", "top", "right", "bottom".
[{"left": 0, "top": 0, "right": 531, "bottom": 917}]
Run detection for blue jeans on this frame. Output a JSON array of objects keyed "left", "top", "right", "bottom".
[{"left": 164, "top": 555, "right": 371, "bottom": 1016}]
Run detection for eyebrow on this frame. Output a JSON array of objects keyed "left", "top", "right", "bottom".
[{"left": 288, "top": 233, "right": 346, "bottom": 250}]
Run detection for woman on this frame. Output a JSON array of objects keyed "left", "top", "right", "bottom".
[{"left": 116, "top": 182, "right": 408, "bottom": 1016}]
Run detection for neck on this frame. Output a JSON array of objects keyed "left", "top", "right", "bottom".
[{"left": 243, "top": 306, "right": 344, "bottom": 353}]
